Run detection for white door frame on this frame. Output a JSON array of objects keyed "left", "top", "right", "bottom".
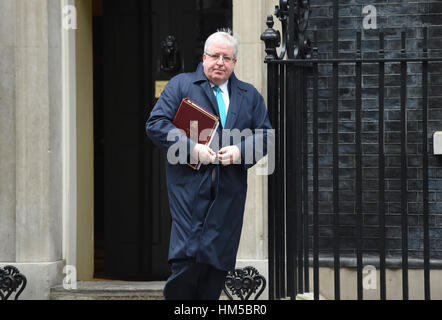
[{"left": 61, "top": 0, "right": 78, "bottom": 274}]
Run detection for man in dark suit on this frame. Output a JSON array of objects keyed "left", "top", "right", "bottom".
[{"left": 146, "top": 30, "right": 272, "bottom": 300}]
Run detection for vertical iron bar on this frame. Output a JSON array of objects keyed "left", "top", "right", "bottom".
[
  {"left": 277, "top": 63, "right": 283, "bottom": 300},
  {"left": 313, "top": 31, "right": 320, "bottom": 301},
  {"left": 296, "top": 66, "right": 304, "bottom": 295},
  {"left": 332, "top": 0, "right": 340, "bottom": 300},
  {"left": 288, "top": 0, "right": 296, "bottom": 60},
  {"left": 355, "top": 32, "right": 363, "bottom": 301},
  {"left": 303, "top": 65, "right": 310, "bottom": 293},
  {"left": 288, "top": 0, "right": 303, "bottom": 296},
  {"left": 279, "top": 63, "right": 287, "bottom": 299},
  {"left": 400, "top": 31, "right": 409, "bottom": 300},
  {"left": 422, "top": 27, "right": 430, "bottom": 300},
  {"left": 286, "top": 63, "right": 297, "bottom": 299},
  {"left": 378, "top": 31, "right": 387, "bottom": 301},
  {"left": 286, "top": 0, "right": 297, "bottom": 298},
  {"left": 274, "top": 62, "right": 282, "bottom": 300},
  {"left": 267, "top": 62, "right": 278, "bottom": 300}
]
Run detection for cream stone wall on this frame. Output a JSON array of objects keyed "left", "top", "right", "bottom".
[
  {"left": 233, "top": 0, "right": 266, "bottom": 262},
  {"left": 0, "top": 0, "right": 17, "bottom": 262}
]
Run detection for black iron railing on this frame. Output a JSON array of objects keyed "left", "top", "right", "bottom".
[
  {"left": 0, "top": 266, "right": 27, "bottom": 300},
  {"left": 223, "top": 266, "right": 266, "bottom": 300},
  {"left": 262, "top": 0, "right": 442, "bottom": 300}
]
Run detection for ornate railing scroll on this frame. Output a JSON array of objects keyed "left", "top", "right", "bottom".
[
  {"left": 223, "top": 266, "right": 266, "bottom": 300},
  {"left": 260, "top": 0, "right": 312, "bottom": 61},
  {"left": 0, "top": 266, "right": 27, "bottom": 300}
]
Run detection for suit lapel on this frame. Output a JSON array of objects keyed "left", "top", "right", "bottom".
[
  {"left": 192, "top": 63, "right": 220, "bottom": 118},
  {"left": 225, "top": 73, "right": 244, "bottom": 130},
  {"left": 201, "top": 81, "right": 220, "bottom": 118}
]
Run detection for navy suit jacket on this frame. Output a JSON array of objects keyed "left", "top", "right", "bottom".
[{"left": 146, "top": 63, "right": 272, "bottom": 271}]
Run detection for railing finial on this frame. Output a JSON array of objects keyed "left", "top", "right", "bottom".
[
  {"left": 260, "top": 15, "right": 281, "bottom": 61},
  {"left": 261, "top": 0, "right": 312, "bottom": 60}
]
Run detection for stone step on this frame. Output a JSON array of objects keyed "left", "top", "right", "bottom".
[{"left": 49, "top": 281, "right": 165, "bottom": 300}]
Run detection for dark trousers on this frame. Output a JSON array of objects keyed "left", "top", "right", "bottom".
[{"left": 163, "top": 259, "right": 227, "bottom": 300}]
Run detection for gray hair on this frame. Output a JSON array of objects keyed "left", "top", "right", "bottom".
[{"left": 204, "top": 29, "right": 238, "bottom": 59}]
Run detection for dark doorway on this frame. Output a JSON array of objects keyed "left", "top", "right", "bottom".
[{"left": 93, "top": 0, "right": 232, "bottom": 280}]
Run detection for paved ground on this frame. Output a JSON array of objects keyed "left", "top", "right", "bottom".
[
  {"left": 49, "top": 280, "right": 230, "bottom": 300},
  {"left": 49, "top": 281, "right": 166, "bottom": 300}
]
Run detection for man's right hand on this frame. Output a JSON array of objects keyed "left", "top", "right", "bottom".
[{"left": 191, "top": 144, "right": 216, "bottom": 165}]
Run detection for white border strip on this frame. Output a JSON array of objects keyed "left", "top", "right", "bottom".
[{"left": 61, "top": 0, "right": 77, "bottom": 270}]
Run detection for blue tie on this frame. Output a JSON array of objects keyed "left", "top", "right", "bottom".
[{"left": 214, "top": 86, "right": 227, "bottom": 128}]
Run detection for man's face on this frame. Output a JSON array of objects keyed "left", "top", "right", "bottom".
[{"left": 202, "top": 40, "right": 237, "bottom": 86}]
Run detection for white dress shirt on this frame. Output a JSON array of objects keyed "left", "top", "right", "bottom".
[{"left": 210, "top": 80, "right": 230, "bottom": 115}]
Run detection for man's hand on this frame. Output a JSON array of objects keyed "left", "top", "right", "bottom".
[
  {"left": 218, "top": 146, "right": 241, "bottom": 166},
  {"left": 191, "top": 144, "right": 216, "bottom": 165}
]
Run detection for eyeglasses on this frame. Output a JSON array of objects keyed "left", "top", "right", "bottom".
[{"left": 205, "top": 52, "right": 236, "bottom": 63}]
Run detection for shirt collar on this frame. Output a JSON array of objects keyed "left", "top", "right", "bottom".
[{"left": 210, "top": 80, "right": 229, "bottom": 93}]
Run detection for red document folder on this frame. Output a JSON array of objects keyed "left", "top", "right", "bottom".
[{"left": 172, "top": 98, "right": 219, "bottom": 170}]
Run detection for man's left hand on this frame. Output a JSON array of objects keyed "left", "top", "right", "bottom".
[{"left": 218, "top": 146, "right": 241, "bottom": 166}]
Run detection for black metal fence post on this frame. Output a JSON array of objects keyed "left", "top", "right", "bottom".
[
  {"left": 261, "top": 14, "right": 280, "bottom": 300},
  {"left": 355, "top": 31, "right": 363, "bottom": 301},
  {"left": 312, "top": 30, "right": 320, "bottom": 301},
  {"left": 422, "top": 26, "right": 431, "bottom": 301},
  {"left": 400, "top": 31, "right": 409, "bottom": 301},
  {"left": 378, "top": 30, "right": 387, "bottom": 301}
]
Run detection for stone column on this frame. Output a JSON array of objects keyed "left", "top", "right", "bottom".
[
  {"left": 0, "top": 0, "right": 65, "bottom": 299},
  {"left": 0, "top": 0, "right": 17, "bottom": 264}
]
